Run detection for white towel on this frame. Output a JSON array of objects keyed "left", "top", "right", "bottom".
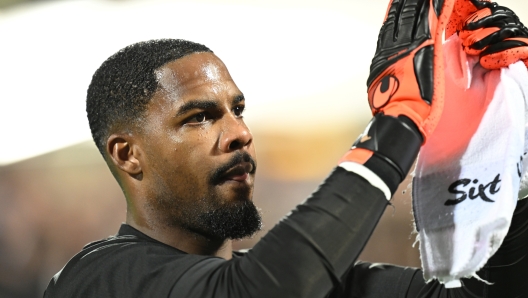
[{"left": 412, "top": 34, "right": 528, "bottom": 288}]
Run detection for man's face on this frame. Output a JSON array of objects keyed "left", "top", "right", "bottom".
[{"left": 138, "top": 52, "right": 260, "bottom": 240}]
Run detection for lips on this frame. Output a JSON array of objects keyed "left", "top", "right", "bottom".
[
  {"left": 209, "top": 152, "right": 257, "bottom": 185},
  {"left": 220, "top": 163, "right": 253, "bottom": 183}
]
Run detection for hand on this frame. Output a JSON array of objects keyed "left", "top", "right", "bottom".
[
  {"left": 366, "top": 0, "right": 455, "bottom": 140},
  {"left": 446, "top": 0, "right": 491, "bottom": 38},
  {"left": 458, "top": 1, "right": 528, "bottom": 69},
  {"left": 339, "top": 0, "right": 455, "bottom": 196}
]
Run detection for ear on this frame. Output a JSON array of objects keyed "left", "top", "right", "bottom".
[{"left": 106, "top": 134, "right": 142, "bottom": 175}]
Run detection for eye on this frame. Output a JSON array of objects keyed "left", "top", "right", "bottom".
[
  {"left": 187, "top": 112, "right": 208, "bottom": 124},
  {"left": 233, "top": 105, "right": 245, "bottom": 117}
]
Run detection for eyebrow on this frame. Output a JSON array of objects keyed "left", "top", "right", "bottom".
[
  {"left": 176, "top": 100, "right": 218, "bottom": 117},
  {"left": 232, "top": 94, "right": 245, "bottom": 105},
  {"left": 175, "top": 94, "right": 245, "bottom": 117}
]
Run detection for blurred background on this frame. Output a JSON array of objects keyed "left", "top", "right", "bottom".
[{"left": 1, "top": 0, "right": 527, "bottom": 297}]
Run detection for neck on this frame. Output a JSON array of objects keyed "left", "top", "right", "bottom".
[{"left": 126, "top": 211, "right": 233, "bottom": 260}]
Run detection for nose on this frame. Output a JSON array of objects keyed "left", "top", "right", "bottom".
[{"left": 218, "top": 115, "right": 253, "bottom": 153}]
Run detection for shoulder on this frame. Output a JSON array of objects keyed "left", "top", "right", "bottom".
[{"left": 44, "top": 233, "right": 214, "bottom": 298}]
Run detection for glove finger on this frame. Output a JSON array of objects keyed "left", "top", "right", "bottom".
[
  {"left": 469, "top": 26, "right": 522, "bottom": 50},
  {"left": 480, "top": 43, "right": 528, "bottom": 69},
  {"left": 447, "top": 0, "right": 480, "bottom": 38},
  {"left": 463, "top": 45, "right": 486, "bottom": 56},
  {"left": 460, "top": 25, "right": 525, "bottom": 55},
  {"left": 494, "top": 26, "right": 528, "bottom": 40},
  {"left": 464, "top": 9, "right": 514, "bottom": 30},
  {"left": 481, "top": 37, "right": 528, "bottom": 56},
  {"left": 460, "top": 27, "right": 500, "bottom": 49},
  {"left": 469, "top": 0, "right": 492, "bottom": 10},
  {"left": 446, "top": 0, "right": 494, "bottom": 38},
  {"left": 463, "top": 46, "right": 485, "bottom": 56}
]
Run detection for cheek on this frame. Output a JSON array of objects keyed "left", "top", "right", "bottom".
[
  {"left": 147, "top": 123, "right": 219, "bottom": 189},
  {"left": 176, "top": 125, "right": 218, "bottom": 156},
  {"left": 172, "top": 129, "right": 216, "bottom": 180}
]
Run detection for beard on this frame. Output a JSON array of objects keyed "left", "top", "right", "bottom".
[
  {"left": 155, "top": 190, "right": 262, "bottom": 241},
  {"left": 148, "top": 152, "right": 262, "bottom": 240},
  {"left": 182, "top": 195, "right": 262, "bottom": 240}
]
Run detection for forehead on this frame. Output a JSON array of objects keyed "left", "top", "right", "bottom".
[{"left": 154, "top": 52, "right": 239, "bottom": 102}]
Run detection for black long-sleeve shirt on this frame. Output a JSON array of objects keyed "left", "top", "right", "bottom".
[{"left": 44, "top": 168, "right": 528, "bottom": 297}]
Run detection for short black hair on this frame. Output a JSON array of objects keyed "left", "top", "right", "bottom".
[{"left": 86, "top": 39, "right": 212, "bottom": 156}]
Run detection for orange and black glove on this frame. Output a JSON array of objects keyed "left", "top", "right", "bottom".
[
  {"left": 445, "top": 0, "right": 490, "bottom": 38},
  {"left": 340, "top": 0, "right": 454, "bottom": 196},
  {"left": 459, "top": 1, "right": 528, "bottom": 69}
]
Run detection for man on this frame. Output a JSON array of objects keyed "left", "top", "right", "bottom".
[{"left": 44, "top": 0, "right": 528, "bottom": 297}]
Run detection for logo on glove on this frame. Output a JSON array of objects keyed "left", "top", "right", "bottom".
[
  {"left": 444, "top": 174, "right": 501, "bottom": 206},
  {"left": 368, "top": 75, "right": 399, "bottom": 110}
]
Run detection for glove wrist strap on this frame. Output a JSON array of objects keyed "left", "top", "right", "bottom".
[{"left": 353, "top": 114, "right": 423, "bottom": 182}]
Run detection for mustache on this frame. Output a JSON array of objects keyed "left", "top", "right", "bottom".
[{"left": 210, "top": 152, "right": 256, "bottom": 184}]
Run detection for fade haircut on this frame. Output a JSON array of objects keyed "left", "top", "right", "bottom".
[{"left": 86, "top": 39, "right": 212, "bottom": 156}]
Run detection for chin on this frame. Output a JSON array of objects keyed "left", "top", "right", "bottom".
[
  {"left": 198, "top": 198, "right": 262, "bottom": 240},
  {"left": 216, "top": 182, "right": 254, "bottom": 203}
]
